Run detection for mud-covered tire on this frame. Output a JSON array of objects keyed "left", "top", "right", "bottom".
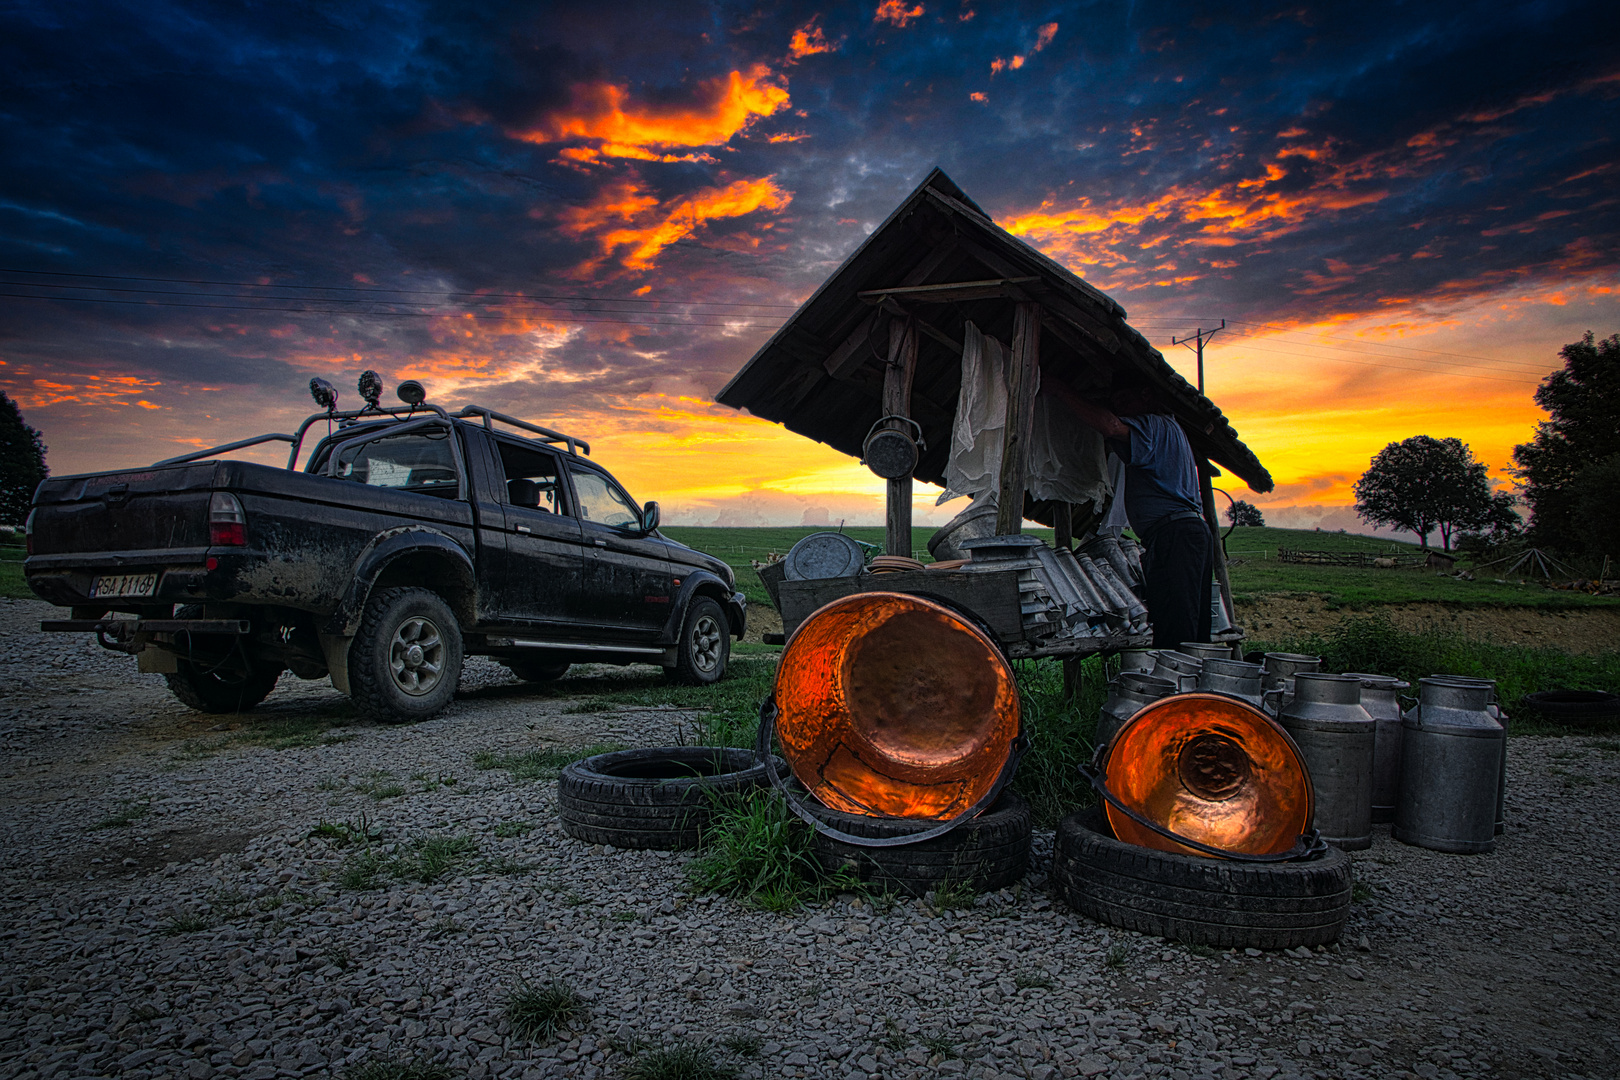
[
  {"left": 664, "top": 596, "right": 729, "bottom": 686},
  {"left": 558, "top": 747, "right": 775, "bottom": 850},
  {"left": 1051, "top": 808, "right": 1352, "bottom": 950},
  {"left": 804, "top": 792, "right": 1032, "bottom": 898},
  {"left": 348, "top": 587, "right": 463, "bottom": 724},
  {"left": 165, "top": 657, "right": 281, "bottom": 713},
  {"left": 505, "top": 656, "right": 571, "bottom": 682},
  {"left": 1519, "top": 689, "right": 1620, "bottom": 721}
]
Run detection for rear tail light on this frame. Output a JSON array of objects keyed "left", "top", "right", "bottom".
[{"left": 209, "top": 492, "right": 247, "bottom": 546}]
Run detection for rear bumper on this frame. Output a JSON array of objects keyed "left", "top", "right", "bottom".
[
  {"left": 40, "top": 618, "right": 251, "bottom": 636},
  {"left": 25, "top": 549, "right": 247, "bottom": 608}
]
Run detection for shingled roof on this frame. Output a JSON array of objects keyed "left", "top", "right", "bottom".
[{"left": 716, "top": 168, "right": 1273, "bottom": 506}]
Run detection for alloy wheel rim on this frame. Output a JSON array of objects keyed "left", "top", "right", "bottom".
[
  {"left": 389, "top": 616, "right": 444, "bottom": 695},
  {"left": 691, "top": 614, "right": 723, "bottom": 674}
]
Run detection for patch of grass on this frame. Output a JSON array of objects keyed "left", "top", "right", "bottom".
[
  {"left": 324, "top": 945, "right": 352, "bottom": 969},
  {"left": 233, "top": 714, "right": 354, "bottom": 750},
  {"left": 159, "top": 914, "right": 212, "bottom": 936},
  {"left": 919, "top": 1033, "right": 959, "bottom": 1058},
  {"left": 478, "top": 855, "right": 533, "bottom": 876},
  {"left": 718, "top": 1033, "right": 761, "bottom": 1057},
  {"left": 1352, "top": 882, "right": 1376, "bottom": 904},
  {"left": 612, "top": 910, "right": 639, "bottom": 922},
  {"left": 621, "top": 1042, "right": 739, "bottom": 1080},
  {"left": 1250, "top": 612, "right": 1620, "bottom": 735},
  {"left": 310, "top": 814, "right": 382, "bottom": 848},
  {"left": 472, "top": 743, "right": 625, "bottom": 781},
  {"left": 881, "top": 1017, "right": 908, "bottom": 1051},
  {"left": 493, "top": 820, "right": 534, "bottom": 837},
  {"left": 1183, "top": 942, "right": 1221, "bottom": 959},
  {"left": 426, "top": 917, "right": 463, "bottom": 938},
  {"left": 685, "top": 789, "right": 857, "bottom": 911},
  {"left": 1592, "top": 739, "right": 1620, "bottom": 753},
  {"left": 353, "top": 770, "right": 406, "bottom": 800},
  {"left": 507, "top": 980, "right": 582, "bottom": 1043},
  {"left": 255, "top": 893, "right": 286, "bottom": 912},
  {"left": 1014, "top": 969, "right": 1053, "bottom": 990},
  {"left": 399, "top": 833, "right": 478, "bottom": 882},
  {"left": 930, "top": 880, "right": 977, "bottom": 913},
  {"left": 338, "top": 849, "right": 391, "bottom": 890},
  {"left": 343, "top": 1057, "right": 453, "bottom": 1080},
  {"left": 1010, "top": 656, "right": 1109, "bottom": 827},
  {"left": 1105, "top": 944, "right": 1129, "bottom": 968},
  {"left": 410, "top": 770, "right": 459, "bottom": 792},
  {"left": 559, "top": 891, "right": 586, "bottom": 907},
  {"left": 95, "top": 800, "right": 151, "bottom": 828}
]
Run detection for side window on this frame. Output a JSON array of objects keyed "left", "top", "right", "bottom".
[
  {"left": 497, "top": 440, "right": 567, "bottom": 514},
  {"left": 332, "top": 429, "right": 459, "bottom": 498},
  {"left": 569, "top": 466, "right": 640, "bottom": 529}
]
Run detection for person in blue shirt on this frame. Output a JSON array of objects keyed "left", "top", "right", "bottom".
[{"left": 1046, "top": 382, "right": 1213, "bottom": 647}]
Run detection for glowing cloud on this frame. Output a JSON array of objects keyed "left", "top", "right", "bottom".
[
  {"left": 560, "top": 176, "right": 793, "bottom": 272},
  {"left": 788, "top": 17, "right": 841, "bottom": 59},
  {"left": 1034, "top": 22, "right": 1058, "bottom": 50},
  {"left": 512, "top": 65, "right": 790, "bottom": 161},
  {"left": 875, "top": 1, "right": 925, "bottom": 28}
]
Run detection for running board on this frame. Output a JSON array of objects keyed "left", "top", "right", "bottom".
[{"left": 502, "top": 638, "right": 666, "bottom": 656}]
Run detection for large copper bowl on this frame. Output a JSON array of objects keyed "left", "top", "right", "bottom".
[
  {"left": 773, "top": 591, "right": 1020, "bottom": 819},
  {"left": 1101, "top": 693, "right": 1313, "bottom": 858}
]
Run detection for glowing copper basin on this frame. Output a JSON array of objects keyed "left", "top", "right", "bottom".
[
  {"left": 1102, "top": 693, "right": 1313, "bottom": 858},
  {"left": 773, "top": 591, "right": 1020, "bottom": 819}
]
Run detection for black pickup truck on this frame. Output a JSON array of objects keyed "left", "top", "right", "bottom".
[{"left": 24, "top": 377, "right": 745, "bottom": 722}]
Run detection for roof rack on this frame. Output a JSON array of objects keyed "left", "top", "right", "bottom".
[{"left": 452, "top": 406, "right": 590, "bottom": 456}]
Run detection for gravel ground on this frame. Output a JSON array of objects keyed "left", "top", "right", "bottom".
[{"left": 2, "top": 595, "right": 1617, "bottom": 1080}]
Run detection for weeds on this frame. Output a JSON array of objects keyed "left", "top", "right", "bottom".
[
  {"left": 174, "top": 713, "right": 354, "bottom": 759},
  {"left": 719, "top": 1033, "right": 761, "bottom": 1057},
  {"left": 612, "top": 910, "right": 639, "bottom": 922},
  {"left": 159, "top": 914, "right": 212, "bottom": 936},
  {"left": 472, "top": 743, "right": 624, "bottom": 781},
  {"left": 343, "top": 1057, "right": 453, "bottom": 1080},
  {"left": 685, "top": 790, "right": 857, "bottom": 911},
  {"left": 929, "top": 880, "right": 977, "bottom": 913},
  {"left": 95, "top": 800, "right": 151, "bottom": 828},
  {"left": 335, "top": 831, "right": 477, "bottom": 889},
  {"left": 353, "top": 770, "right": 406, "bottom": 801},
  {"left": 881, "top": 1018, "right": 908, "bottom": 1051},
  {"left": 507, "top": 980, "right": 581, "bottom": 1042},
  {"left": 621, "top": 1042, "right": 739, "bottom": 1080},
  {"left": 410, "top": 770, "right": 459, "bottom": 792},
  {"left": 478, "top": 855, "right": 533, "bottom": 876},
  {"left": 1106, "top": 944, "right": 1129, "bottom": 968},
  {"left": 1009, "top": 656, "right": 1110, "bottom": 827},
  {"left": 1183, "top": 942, "right": 1221, "bottom": 959},
  {"left": 426, "top": 918, "right": 463, "bottom": 938},
  {"left": 1352, "top": 882, "right": 1376, "bottom": 903},
  {"left": 1013, "top": 969, "right": 1053, "bottom": 990},
  {"left": 493, "top": 821, "right": 534, "bottom": 837},
  {"left": 310, "top": 814, "right": 382, "bottom": 848},
  {"left": 919, "top": 1034, "right": 959, "bottom": 1058},
  {"left": 324, "top": 945, "right": 352, "bottom": 969}
]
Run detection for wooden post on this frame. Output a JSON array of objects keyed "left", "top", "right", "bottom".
[
  {"left": 1199, "top": 464, "right": 1238, "bottom": 643},
  {"left": 995, "top": 302, "right": 1041, "bottom": 536},
  {"left": 883, "top": 316, "right": 918, "bottom": 557},
  {"left": 1053, "top": 502, "right": 1072, "bottom": 550}
]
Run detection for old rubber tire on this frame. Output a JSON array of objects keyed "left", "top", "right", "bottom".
[
  {"left": 348, "top": 586, "right": 464, "bottom": 723},
  {"left": 804, "top": 791, "right": 1032, "bottom": 898},
  {"left": 558, "top": 747, "right": 775, "bottom": 850},
  {"left": 1519, "top": 689, "right": 1620, "bottom": 721},
  {"left": 163, "top": 605, "right": 281, "bottom": 713},
  {"left": 505, "top": 656, "right": 571, "bottom": 682},
  {"left": 1051, "top": 808, "right": 1352, "bottom": 950},
  {"left": 664, "top": 596, "right": 729, "bottom": 686}
]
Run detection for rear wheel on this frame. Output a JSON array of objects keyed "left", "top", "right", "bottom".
[
  {"left": 349, "top": 587, "right": 463, "bottom": 723},
  {"left": 163, "top": 606, "right": 281, "bottom": 713},
  {"left": 664, "top": 596, "right": 729, "bottom": 685},
  {"left": 505, "top": 656, "right": 571, "bottom": 682}
]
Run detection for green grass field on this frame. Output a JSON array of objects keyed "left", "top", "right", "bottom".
[{"left": 1, "top": 540, "right": 24, "bottom": 599}]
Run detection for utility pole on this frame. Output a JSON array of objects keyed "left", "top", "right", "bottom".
[{"left": 1172, "top": 319, "right": 1225, "bottom": 394}]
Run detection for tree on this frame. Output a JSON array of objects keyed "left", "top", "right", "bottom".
[
  {"left": 0, "top": 391, "right": 48, "bottom": 527},
  {"left": 1352, "top": 435, "right": 1507, "bottom": 550},
  {"left": 1226, "top": 500, "right": 1265, "bottom": 527},
  {"left": 1511, "top": 332, "right": 1620, "bottom": 553}
]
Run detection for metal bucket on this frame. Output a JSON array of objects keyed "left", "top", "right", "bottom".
[
  {"left": 1118, "top": 649, "right": 1157, "bottom": 675},
  {"left": 1096, "top": 672, "right": 1178, "bottom": 749},
  {"left": 1151, "top": 650, "right": 1203, "bottom": 692},
  {"left": 1419, "top": 675, "right": 1508, "bottom": 837},
  {"left": 1394, "top": 678, "right": 1503, "bottom": 854},
  {"left": 1277, "top": 673, "right": 1376, "bottom": 850},
  {"left": 1343, "top": 673, "right": 1409, "bottom": 824},
  {"left": 1195, "top": 658, "right": 1267, "bottom": 707},
  {"left": 1262, "top": 652, "right": 1323, "bottom": 712}
]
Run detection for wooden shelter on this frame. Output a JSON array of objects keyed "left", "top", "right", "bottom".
[{"left": 717, "top": 168, "right": 1272, "bottom": 642}]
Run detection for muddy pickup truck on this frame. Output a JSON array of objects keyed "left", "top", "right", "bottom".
[{"left": 24, "top": 376, "right": 744, "bottom": 722}]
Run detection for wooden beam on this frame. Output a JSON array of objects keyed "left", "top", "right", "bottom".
[
  {"left": 883, "top": 317, "right": 919, "bottom": 556},
  {"left": 995, "top": 302, "right": 1041, "bottom": 535},
  {"left": 858, "top": 277, "right": 1040, "bottom": 303},
  {"left": 1053, "top": 501, "right": 1072, "bottom": 550},
  {"left": 875, "top": 297, "right": 962, "bottom": 356},
  {"left": 824, "top": 310, "right": 879, "bottom": 379}
]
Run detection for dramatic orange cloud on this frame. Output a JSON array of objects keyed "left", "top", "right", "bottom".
[
  {"left": 788, "top": 18, "right": 840, "bottom": 59},
  {"left": 969, "top": 91, "right": 987, "bottom": 102},
  {"left": 1034, "top": 22, "right": 1058, "bottom": 50},
  {"left": 511, "top": 65, "right": 789, "bottom": 161},
  {"left": 559, "top": 176, "right": 793, "bottom": 272},
  {"left": 875, "top": 1, "right": 925, "bottom": 28}
]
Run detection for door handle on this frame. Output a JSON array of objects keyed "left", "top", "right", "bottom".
[{"left": 593, "top": 538, "right": 608, "bottom": 547}]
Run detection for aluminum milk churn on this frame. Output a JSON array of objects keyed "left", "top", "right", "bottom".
[
  {"left": 1196, "top": 658, "right": 1267, "bottom": 707},
  {"left": 1151, "top": 650, "right": 1203, "bottom": 691},
  {"left": 1277, "top": 673, "right": 1376, "bottom": 850},
  {"left": 1180, "top": 641, "right": 1234, "bottom": 663},
  {"left": 1097, "top": 672, "right": 1177, "bottom": 748},
  {"left": 1118, "top": 649, "right": 1157, "bottom": 675},
  {"left": 1262, "top": 653, "right": 1322, "bottom": 712},
  {"left": 1394, "top": 678, "right": 1503, "bottom": 854},
  {"left": 1344, "top": 673, "right": 1409, "bottom": 824},
  {"left": 1415, "top": 675, "right": 1508, "bottom": 837}
]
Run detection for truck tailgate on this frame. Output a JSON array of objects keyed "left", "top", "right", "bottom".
[{"left": 29, "top": 463, "right": 218, "bottom": 568}]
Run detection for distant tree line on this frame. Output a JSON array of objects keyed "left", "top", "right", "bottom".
[{"left": 1, "top": 391, "right": 48, "bottom": 527}]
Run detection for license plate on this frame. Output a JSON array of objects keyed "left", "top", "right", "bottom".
[{"left": 90, "top": 573, "right": 158, "bottom": 598}]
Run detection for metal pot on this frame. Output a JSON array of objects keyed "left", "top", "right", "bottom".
[
  {"left": 1195, "top": 658, "right": 1267, "bottom": 707},
  {"left": 1262, "top": 652, "right": 1323, "bottom": 712},
  {"left": 1343, "top": 673, "right": 1410, "bottom": 824},
  {"left": 1394, "top": 678, "right": 1503, "bottom": 854},
  {"left": 1277, "top": 673, "right": 1376, "bottom": 850},
  {"left": 1096, "top": 673, "right": 1178, "bottom": 749},
  {"left": 1417, "top": 675, "right": 1508, "bottom": 837},
  {"left": 1150, "top": 650, "right": 1203, "bottom": 692}
]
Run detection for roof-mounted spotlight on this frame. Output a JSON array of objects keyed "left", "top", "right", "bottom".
[
  {"left": 396, "top": 380, "right": 426, "bottom": 407},
  {"left": 358, "top": 370, "right": 384, "bottom": 409},
  {"left": 309, "top": 377, "right": 339, "bottom": 411}
]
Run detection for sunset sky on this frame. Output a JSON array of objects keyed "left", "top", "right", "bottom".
[{"left": 2, "top": 2, "right": 1616, "bottom": 533}]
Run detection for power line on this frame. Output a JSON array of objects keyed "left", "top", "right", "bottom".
[{"left": 1135, "top": 316, "right": 1552, "bottom": 372}]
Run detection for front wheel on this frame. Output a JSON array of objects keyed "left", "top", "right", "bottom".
[
  {"left": 664, "top": 596, "right": 729, "bottom": 686},
  {"left": 349, "top": 587, "right": 464, "bottom": 723}
]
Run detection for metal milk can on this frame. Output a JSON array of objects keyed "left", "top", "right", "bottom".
[
  {"left": 1416, "top": 675, "right": 1508, "bottom": 837},
  {"left": 1196, "top": 658, "right": 1267, "bottom": 707},
  {"left": 1118, "top": 649, "right": 1157, "bottom": 675},
  {"left": 1262, "top": 652, "right": 1323, "bottom": 712},
  {"left": 1150, "top": 650, "right": 1203, "bottom": 691},
  {"left": 1096, "top": 672, "right": 1178, "bottom": 748},
  {"left": 1276, "top": 673, "right": 1376, "bottom": 850},
  {"left": 1344, "top": 672, "right": 1410, "bottom": 824},
  {"left": 1179, "top": 641, "right": 1234, "bottom": 663},
  {"left": 1394, "top": 678, "right": 1503, "bottom": 854}
]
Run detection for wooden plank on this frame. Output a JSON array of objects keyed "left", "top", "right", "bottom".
[
  {"left": 858, "top": 277, "right": 1040, "bottom": 303},
  {"left": 777, "top": 569, "right": 1026, "bottom": 642},
  {"left": 995, "top": 302, "right": 1041, "bottom": 535},
  {"left": 883, "top": 317, "right": 919, "bottom": 557},
  {"left": 824, "top": 310, "right": 880, "bottom": 380}
]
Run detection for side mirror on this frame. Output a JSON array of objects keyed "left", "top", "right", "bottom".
[{"left": 641, "top": 500, "right": 661, "bottom": 533}]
